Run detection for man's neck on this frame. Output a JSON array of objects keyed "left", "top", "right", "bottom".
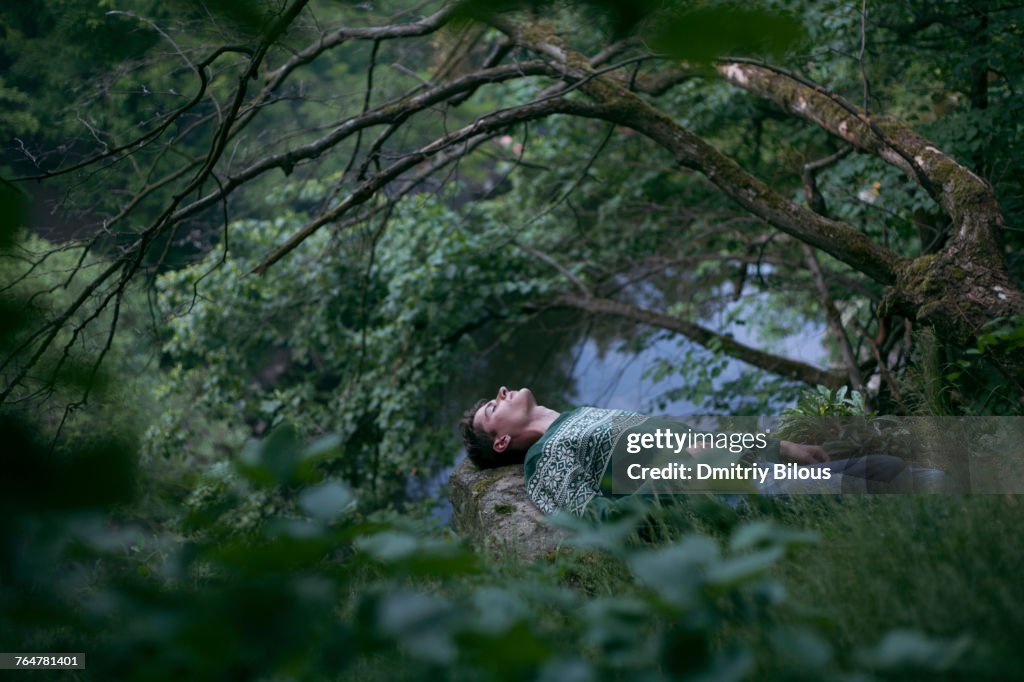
[{"left": 519, "top": 406, "right": 560, "bottom": 451}]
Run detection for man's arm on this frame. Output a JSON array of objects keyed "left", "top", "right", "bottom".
[{"left": 779, "top": 441, "right": 830, "bottom": 464}]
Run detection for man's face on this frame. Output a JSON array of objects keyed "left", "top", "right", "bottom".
[{"left": 472, "top": 386, "right": 536, "bottom": 453}]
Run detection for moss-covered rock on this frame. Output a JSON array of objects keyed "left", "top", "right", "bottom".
[{"left": 448, "top": 457, "right": 568, "bottom": 562}]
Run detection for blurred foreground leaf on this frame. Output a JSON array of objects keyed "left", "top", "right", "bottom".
[
  {"left": 298, "top": 479, "right": 355, "bottom": 521},
  {"left": 858, "top": 630, "right": 972, "bottom": 672},
  {"left": 0, "top": 179, "right": 28, "bottom": 250},
  {"left": 649, "top": 4, "right": 805, "bottom": 64}
]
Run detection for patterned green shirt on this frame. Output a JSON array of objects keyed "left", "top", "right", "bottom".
[
  {"left": 523, "top": 407, "right": 783, "bottom": 515},
  {"left": 523, "top": 407, "right": 649, "bottom": 516}
]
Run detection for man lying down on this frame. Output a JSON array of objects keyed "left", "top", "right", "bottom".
[{"left": 459, "top": 386, "right": 944, "bottom": 517}]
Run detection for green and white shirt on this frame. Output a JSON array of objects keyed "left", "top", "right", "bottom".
[
  {"left": 523, "top": 407, "right": 784, "bottom": 515},
  {"left": 523, "top": 407, "right": 649, "bottom": 516}
]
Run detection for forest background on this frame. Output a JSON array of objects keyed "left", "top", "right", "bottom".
[{"left": 2, "top": 0, "right": 1024, "bottom": 680}]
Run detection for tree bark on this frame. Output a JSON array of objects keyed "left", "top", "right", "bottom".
[{"left": 716, "top": 60, "right": 1024, "bottom": 382}]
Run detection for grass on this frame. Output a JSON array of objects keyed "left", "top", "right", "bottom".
[
  {"left": 500, "top": 492, "right": 1024, "bottom": 676},
  {"left": 769, "top": 495, "right": 1024, "bottom": 660}
]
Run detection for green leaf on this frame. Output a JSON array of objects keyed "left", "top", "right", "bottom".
[
  {"left": 706, "top": 546, "right": 784, "bottom": 588},
  {"left": 553, "top": 508, "right": 644, "bottom": 555},
  {"left": 298, "top": 480, "right": 355, "bottom": 522},
  {"left": 235, "top": 426, "right": 301, "bottom": 487},
  {"left": 0, "top": 180, "right": 28, "bottom": 250},
  {"left": 729, "top": 521, "right": 819, "bottom": 552},
  {"left": 769, "top": 626, "right": 833, "bottom": 670},
  {"left": 857, "top": 630, "right": 971, "bottom": 671},
  {"left": 470, "top": 587, "right": 530, "bottom": 635},
  {"left": 355, "top": 530, "right": 478, "bottom": 576},
  {"left": 581, "top": 597, "right": 653, "bottom": 664},
  {"left": 649, "top": 4, "right": 805, "bottom": 64},
  {"left": 376, "top": 591, "right": 459, "bottom": 664},
  {"left": 629, "top": 535, "right": 719, "bottom": 607}
]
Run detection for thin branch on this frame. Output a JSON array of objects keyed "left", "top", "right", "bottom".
[
  {"left": 0, "top": 0, "right": 311, "bottom": 404},
  {"left": 859, "top": 0, "right": 871, "bottom": 114},
  {"left": 513, "top": 240, "right": 591, "bottom": 297},
  {"left": 13, "top": 42, "right": 252, "bottom": 182},
  {"left": 799, "top": 146, "right": 863, "bottom": 390},
  {"left": 172, "top": 60, "right": 557, "bottom": 226},
  {"left": 552, "top": 294, "right": 846, "bottom": 387},
  {"left": 803, "top": 245, "right": 864, "bottom": 391},
  {"left": 853, "top": 318, "right": 902, "bottom": 401},
  {"left": 250, "top": 89, "right": 585, "bottom": 273}
]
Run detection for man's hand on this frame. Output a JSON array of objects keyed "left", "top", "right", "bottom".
[{"left": 779, "top": 441, "right": 830, "bottom": 465}]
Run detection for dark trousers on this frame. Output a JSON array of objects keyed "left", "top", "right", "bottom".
[{"left": 808, "top": 454, "right": 910, "bottom": 493}]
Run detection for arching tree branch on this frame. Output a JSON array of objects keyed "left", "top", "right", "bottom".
[
  {"left": 489, "top": 17, "right": 907, "bottom": 285},
  {"left": 552, "top": 294, "right": 846, "bottom": 388},
  {"left": 715, "top": 59, "right": 1006, "bottom": 263}
]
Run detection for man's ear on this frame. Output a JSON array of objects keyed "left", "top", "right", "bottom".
[{"left": 493, "top": 434, "right": 511, "bottom": 453}]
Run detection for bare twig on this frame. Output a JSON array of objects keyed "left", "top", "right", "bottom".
[
  {"left": 513, "top": 240, "right": 591, "bottom": 297},
  {"left": 859, "top": 0, "right": 871, "bottom": 114}
]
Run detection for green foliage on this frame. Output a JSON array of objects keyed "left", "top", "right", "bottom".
[
  {"left": 768, "top": 494, "right": 1024, "bottom": 676},
  {"left": 771, "top": 386, "right": 926, "bottom": 459},
  {"left": 147, "top": 190, "right": 559, "bottom": 504},
  {"left": 456, "top": 0, "right": 805, "bottom": 63},
  {"left": 5, "top": 4, "right": 1024, "bottom": 679},
  {"left": 3, "top": 222, "right": 1021, "bottom": 680},
  {"left": 646, "top": 3, "right": 805, "bottom": 65},
  {"left": 0, "top": 179, "right": 28, "bottom": 248},
  {"left": 0, "top": 234, "right": 154, "bottom": 436},
  {"left": 975, "top": 314, "right": 1024, "bottom": 356},
  {"left": 0, "top": 77, "right": 38, "bottom": 138},
  {"left": 648, "top": 349, "right": 805, "bottom": 415},
  {"left": 900, "top": 325, "right": 1024, "bottom": 417},
  {"left": 0, "top": 0, "right": 168, "bottom": 157},
  {"left": 8, "top": 0, "right": 1021, "bottom": 416},
  {"left": 10, "top": 397, "right": 1003, "bottom": 680},
  {"left": 782, "top": 385, "right": 871, "bottom": 418}
]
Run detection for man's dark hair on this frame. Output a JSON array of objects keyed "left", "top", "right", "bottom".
[{"left": 459, "top": 398, "right": 525, "bottom": 468}]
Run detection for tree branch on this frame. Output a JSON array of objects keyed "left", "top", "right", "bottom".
[
  {"left": 0, "top": 0, "right": 312, "bottom": 405},
  {"left": 552, "top": 294, "right": 845, "bottom": 388},
  {"left": 513, "top": 240, "right": 591, "bottom": 297},
  {"left": 803, "top": 245, "right": 864, "bottom": 391},
  {"left": 171, "top": 61, "right": 558, "bottom": 229},
  {"left": 715, "top": 59, "right": 1006, "bottom": 263},
  {"left": 250, "top": 92, "right": 586, "bottom": 274},
  {"left": 799, "top": 148, "right": 863, "bottom": 391},
  {"left": 490, "top": 18, "right": 907, "bottom": 285}
]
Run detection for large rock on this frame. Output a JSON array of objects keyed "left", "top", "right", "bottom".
[{"left": 448, "top": 457, "right": 568, "bottom": 561}]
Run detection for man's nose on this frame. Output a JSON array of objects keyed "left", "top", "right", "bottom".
[{"left": 497, "top": 386, "right": 508, "bottom": 401}]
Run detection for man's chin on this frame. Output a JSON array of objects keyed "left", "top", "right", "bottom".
[{"left": 517, "top": 387, "right": 536, "bottom": 406}]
